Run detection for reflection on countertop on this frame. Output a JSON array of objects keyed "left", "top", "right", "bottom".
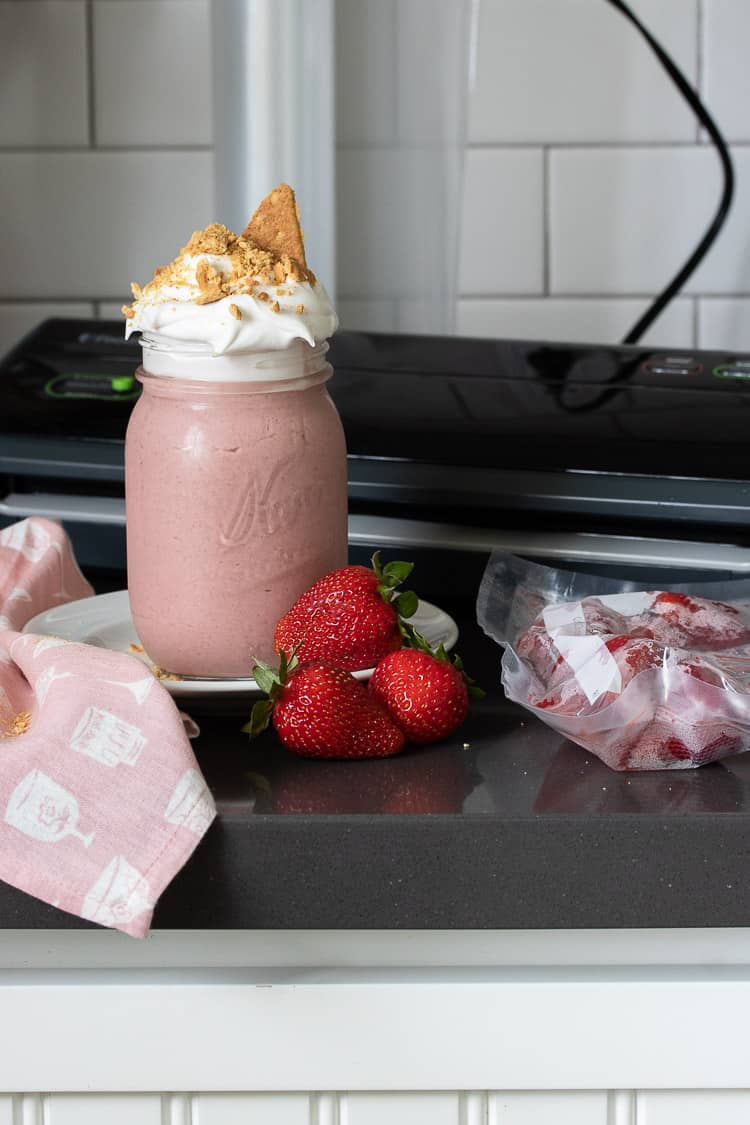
[{"left": 190, "top": 597, "right": 750, "bottom": 821}]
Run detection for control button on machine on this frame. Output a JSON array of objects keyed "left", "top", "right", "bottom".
[
  {"left": 712, "top": 359, "right": 750, "bottom": 381},
  {"left": 641, "top": 354, "right": 703, "bottom": 376}
]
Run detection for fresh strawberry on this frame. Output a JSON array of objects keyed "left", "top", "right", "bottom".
[
  {"left": 273, "top": 552, "right": 418, "bottom": 672},
  {"left": 245, "top": 650, "right": 405, "bottom": 760},
  {"left": 369, "top": 645, "right": 482, "bottom": 745}
]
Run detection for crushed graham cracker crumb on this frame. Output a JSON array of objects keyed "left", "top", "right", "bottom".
[
  {"left": 128, "top": 643, "right": 145, "bottom": 653},
  {"left": 242, "top": 183, "right": 308, "bottom": 272},
  {"left": 296, "top": 303, "right": 305, "bottom": 314},
  {"left": 270, "top": 300, "right": 280, "bottom": 314},
  {"left": 257, "top": 291, "right": 269, "bottom": 302},
  {"left": 2, "top": 711, "right": 31, "bottom": 738},
  {"left": 124, "top": 184, "right": 317, "bottom": 319},
  {"left": 152, "top": 665, "right": 183, "bottom": 682},
  {"left": 229, "top": 303, "right": 242, "bottom": 321}
]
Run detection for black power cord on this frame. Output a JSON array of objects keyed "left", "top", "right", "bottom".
[{"left": 604, "top": 0, "right": 734, "bottom": 345}]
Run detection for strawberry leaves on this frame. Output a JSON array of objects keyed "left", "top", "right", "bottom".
[
  {"left": 371, "top": 551, "right": 418, "bottom": 620},
  {"left": 243, "top": 648, "right": 300, "bottom": 738},
  {"left": 399, "top": 620, "right": 486, "bottom": 699}
]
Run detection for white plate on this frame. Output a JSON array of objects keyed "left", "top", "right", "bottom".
[{"left": 23, "top": 590, "right": 459, "bottom": 702}]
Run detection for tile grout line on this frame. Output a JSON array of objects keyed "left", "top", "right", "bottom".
[
  {"left": 0, "top": 145, "right": 213, "bottom": 154},
  {"left": 85, "top": 0, "right": 96, "bottom": 148},
  {"left": 335, "top": 140, "right": 750, "bottom": 152}
]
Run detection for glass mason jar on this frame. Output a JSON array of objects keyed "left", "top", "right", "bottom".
[{"left": 125, "top": 336, "right": 348, "bottom": 676}]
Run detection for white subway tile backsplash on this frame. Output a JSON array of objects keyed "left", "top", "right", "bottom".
[
  {"left": 703, "top": 0, "right": 750, "bottom": 143},
  {"left": 456, "top": 296, "right": 694, "bottom": 347},
  {"left": 335, "top": 0, "right": 397, "bottom": 146},
  {"left": 636, "top": 1090, "right": 750, "bottom": 1124},
  {"left": 395, "top": 0, "right": 470, "bottom": 146},
  {"left": 341, "top": 1092, "right": 460, "bottom": 1125},
  {"left": 698, "top": 298, "right": 750, "bottom": 350},
  {"left": 195, "top": 1092, "right": 310, "bottom": 1125},
  {"left": 0, "top": 303, "right": 94, "bottom": 360},
  {"left": 469, "top": 0, "right": 698, "bottom": 144},
  {"left": 45, "top": 1094, "right": 162, "bottom": 1125},
  {"left": 337, "top": 147, "right": 466, "bottom": 299},
  {"left": 458, "top": 148, "right": 544, "bottom": 295},
  {"left": 549, "top": 146, "right": 750, "bottom": 296},
  {"left": 93, "top": 0, "right": 212, "bottom": 146},
  {"left": 488, "top": 1090, "right": 607, "bottom": 1124},
  {"left": 99, "top": 302, "right": 130, "bottom": 320},
  {"left": 0, "top": 152, "right": 214, "bottom": 298},
  {"left": 0, "top": 1, "right": 88, "bottom": 146},
  {"left": 338, "top": 299, "right": 398, "bottom": 332}
]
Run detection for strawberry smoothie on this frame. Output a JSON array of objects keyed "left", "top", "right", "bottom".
[
  {"left": 126, "top": 348, "right": 347, "bottom": 675},
  {"left": 122, "top": 184, "right": 348, "bottom": 676}
]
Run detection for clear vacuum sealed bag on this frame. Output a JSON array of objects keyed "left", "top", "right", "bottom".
[{"left": 477, "top": 553, "right": 750, "bottom": 771}]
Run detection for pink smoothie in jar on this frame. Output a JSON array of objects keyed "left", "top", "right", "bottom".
[{"left": 125, "top": 337, "right": 348, "bottom": 676}]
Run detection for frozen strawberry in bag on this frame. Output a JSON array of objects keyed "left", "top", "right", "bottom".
[{"left": 477, "top": 553, "right": 750, "bottom": 771}]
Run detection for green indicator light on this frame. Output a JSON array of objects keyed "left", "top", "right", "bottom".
[
  {"left": 111, "top": 376, "right": 135, "bottom": 392},
  {"left": 713, "top": 364, "right": 750, "bottom": 381}
]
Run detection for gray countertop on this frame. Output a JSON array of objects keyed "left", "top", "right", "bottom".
[{"left": 4, "top": 597, "right": 750, "bottom": 931}]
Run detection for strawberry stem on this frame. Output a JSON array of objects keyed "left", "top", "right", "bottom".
[
  {"left": 242, "top": 647, "right": 301, "bottom": 739},
  {"left": 398, "top": 623, "right": 486, "bottom": 699},
  {"left": 370, "top": 552, "right": 418, "bottom": 618}
]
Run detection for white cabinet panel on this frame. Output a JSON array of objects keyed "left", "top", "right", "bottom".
[
  {"left": 46, "top": 1094, "right": 162, "bottom": 1124},
  {"left": 195, "top": 1092, "right": 311, "bottom": 1124},
  {"left": 489, "top": 1091, "right": 607, "bottom": 1124},
  {"left": 638, "top": 1090, "right": 750, "bottom": 1124},
  {"left": 341, "top": 1092, "right": 460, "bottom": 1125}
]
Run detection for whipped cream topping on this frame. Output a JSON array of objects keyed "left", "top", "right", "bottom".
[
  {"left": 123, "top": 206, "right": 337, "bottom": 357},
  {"left": 125, "top": 251, "right": 337, "bottom": 354}
]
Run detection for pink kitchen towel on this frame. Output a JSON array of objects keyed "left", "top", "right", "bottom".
[{"left": 0, "top": 517, "right": 216, "bottom": 938}]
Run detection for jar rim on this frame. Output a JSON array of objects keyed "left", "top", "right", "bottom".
[{"left": 138, "top": 335, "right": 330, "bottom": 383}]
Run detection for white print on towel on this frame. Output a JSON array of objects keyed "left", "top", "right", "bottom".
[
  {"left": 5, "top": 769, "right": 95, "bottom": 846},
  {"left": 102, "top": 676, "right": 155, "bottom": 706},
  {"left": 32, "top": 636, "right": 69, "bottom": 659},
  {"left": 82, "top": 856, "right": 153, "bottom": 926},
  {"left": 35, "top": 665, "right": 74, "bottom": 706},
  {"left": 70, "top": 706, "right": 146, "bottom": 767},
  {"left": 0, "top": 520, "right": 51, "bottom": 563},
  {"left": 551, "top": 635, "right": 622, "bottom": 705},
  {"left": 165, "top": 769, "right": 215, "bottom": 836},
  {"left": 6, "top": 587, "right": 32, "bottom": 607}
]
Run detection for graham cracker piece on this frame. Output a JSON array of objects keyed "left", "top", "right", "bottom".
[{"left": 242, "top": 183, "right": 308, "bottom": 271}]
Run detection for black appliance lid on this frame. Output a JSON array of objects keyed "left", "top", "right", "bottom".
[{"left": 1, "top": 318, "right": 749, "bottom": 481}]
